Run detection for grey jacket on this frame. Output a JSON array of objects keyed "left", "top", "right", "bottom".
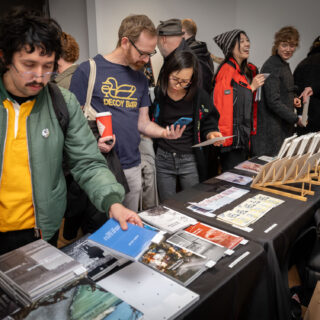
[{"left": 251, "top": 55, "right": 298, "bottom": 157}]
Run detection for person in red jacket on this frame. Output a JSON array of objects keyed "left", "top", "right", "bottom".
[{"left": 213, "top": 29, "right": 265, "bottom": 171}]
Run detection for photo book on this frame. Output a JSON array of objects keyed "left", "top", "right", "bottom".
[
  {"left": 139, "top": 232, "right": 226, "bottom": 286},
  {"left": 11, "top": 277, "right": 144, "bottom": 320},
  {"left": 88, "top": 218, "right": 160, "bottom": 261},
  {"left": 62, "top": 235, "right": 127, "bottom": 281},
  {"left": 234, "top": 160, "right": 262, "bottom": 174},
  {"left": 98, "top": 262, "right": 199, "bottom": 320}
]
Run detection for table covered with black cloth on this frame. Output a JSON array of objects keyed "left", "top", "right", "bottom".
[
  {"left": 177, "top": 241, "right": 267, "bottom": 320},
  {"left": 164, "top": 177, "right": 320, "bottom": 320}
]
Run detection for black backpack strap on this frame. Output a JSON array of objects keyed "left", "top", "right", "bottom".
[{"left": 47, "top": 82, "right": 69, "bottom": 137}]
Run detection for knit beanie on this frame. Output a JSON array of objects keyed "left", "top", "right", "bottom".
[{"left": 214, "top": 29, "right": 243, "bottom": 56}]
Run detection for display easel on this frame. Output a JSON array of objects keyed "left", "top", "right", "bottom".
[{"left": 251, "top": 160, "right": 319, "bottom": 202}]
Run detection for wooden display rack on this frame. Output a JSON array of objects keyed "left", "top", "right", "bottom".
[{"left": 251, "top": 161, "right": 319, "bottom": 202}]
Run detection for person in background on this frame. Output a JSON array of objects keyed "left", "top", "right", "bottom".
[
  {"left": 181, "top": 18, "right": 214, "bottom": 94},
  {"left": 294, "top": 35, "right": 320, "bottom": 134},
  {"left": 251, "top": 26, "right": 311, "bottom": 157},
  {"left": 0, "top": 8, "right": 141, "bottom": 255},
  {"left": 152, "top": 50, "right": 222, "bottom": 202},
  {"left": 70, "top": 15, "right": 184, "bottom": 213},
  {"left": 213, "top": 29, "right": 264, "bottom": 171},
  {"left": 53, "top": 32, "right": 79, "bottom": 89}
]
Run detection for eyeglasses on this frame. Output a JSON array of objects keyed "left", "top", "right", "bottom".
[
  {"left": 279, "top": 42, "right": 297, "bottom": 50},
  {"left": 128, "top": 39, "right": 157, "bottom": 59},
  {"left": 169, "top": 76, "right": 192, "bottom": 89},
  {"left": 12, "top": 64, "right": 56, "bottom": 81}
]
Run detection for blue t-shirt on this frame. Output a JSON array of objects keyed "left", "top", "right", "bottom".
[{"left": 70, "top": 54, "right": 150, "bottom": 169}]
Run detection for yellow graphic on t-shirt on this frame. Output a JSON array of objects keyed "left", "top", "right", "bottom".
[{"left": 101, "top": 77, "right": 138, "bottom": 108}]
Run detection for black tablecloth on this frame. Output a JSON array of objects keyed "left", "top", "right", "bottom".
[
  {"left": 178, "top": 241, "right": 268, "bottom": 320},
  {"left": 164, "top": 177, "right": 320, "bottom": 320}
]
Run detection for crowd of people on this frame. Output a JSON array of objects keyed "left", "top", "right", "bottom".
[{"left": 0, "top": 7, "right": 319, "bottom": 253}]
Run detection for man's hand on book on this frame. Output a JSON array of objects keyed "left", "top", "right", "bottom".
[{"left": 109, "top": 203, "right": 143, "bottom": 230}]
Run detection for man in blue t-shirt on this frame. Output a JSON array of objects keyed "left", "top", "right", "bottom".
[{"left": 70, "top": 15, "right": 184, "bottom": 212}]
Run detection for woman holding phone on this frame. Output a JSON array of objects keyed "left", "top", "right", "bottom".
[
  {"left": 152, "top": 50, "right": 221, "bottom": 201},
  {"left": 213, "top": 29, "right": 265, "bottom": 171}
]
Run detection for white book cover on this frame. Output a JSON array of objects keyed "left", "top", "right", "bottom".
[
  {"left": 98, "top": 262, "right": 199, "bottom": 320},
  {"left": 138, "top": 205, "right": 197, "bottom": 234},
  {"left": 277, "top": 134, "right": 297, "bottom": 159}
]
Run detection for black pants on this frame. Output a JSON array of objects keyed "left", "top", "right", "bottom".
[
  {"left": 0, "top": 228, "right": 59, "bottom": 255},
  {"left": 220, "top": 149, "right": 248, "bottom": 172}
]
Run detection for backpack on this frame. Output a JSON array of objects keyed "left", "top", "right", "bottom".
[{"left": 47, "top": 82, "right": 69, "bottom": 136}]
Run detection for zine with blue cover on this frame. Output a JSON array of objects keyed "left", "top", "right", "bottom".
[{"left": 89, "top": 218, "right": 158, "bottom": 260}]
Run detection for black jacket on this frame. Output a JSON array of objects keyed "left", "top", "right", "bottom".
[
  {"left": 294, "top": 47, "right": 320, "bottom": 133},
  {"left": 152, "top": 87, "right": 220, "bottom": 182},
  {"left": 186, "top": 36, "right": 214, "bottom": 94},
  {"left": 251, "top": 55, "right": 298, "bottom": 157}
]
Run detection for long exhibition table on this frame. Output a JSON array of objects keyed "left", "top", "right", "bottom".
[{"left": 164, "top": 176, "right": 319, "bottom": 320}]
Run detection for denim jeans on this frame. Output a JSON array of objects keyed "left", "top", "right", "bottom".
[
  {"left": 156, "top": 147, "right": 199, "bottom": 202},
  {"left": 123, "top": 164, "right": 142, "bottom": 212}
]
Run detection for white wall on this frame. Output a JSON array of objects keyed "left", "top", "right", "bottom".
[
  {"left": 50, "top": 0, "right": 320, "bottom": 75},
  {"left": 48, "top": 0, "right": 89, "bottom": 63}
]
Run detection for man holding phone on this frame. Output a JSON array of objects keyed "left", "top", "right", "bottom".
[{"left": 70, "top": 15, "right": 184, "bottom": 212}]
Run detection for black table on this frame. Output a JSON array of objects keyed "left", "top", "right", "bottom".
[
  {"left": 164, "top": 177, "right": 320, "bottom": 320},
  {"left": 178, "top": 241, "right": 267, "bottom": 320}
]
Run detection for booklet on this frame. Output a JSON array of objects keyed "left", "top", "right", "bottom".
[
  {"left": 12, "top": 278, "right": 143, "bottom": 320},
  {"left": 234, "top": 160, "right": 262, "bottom": 174},
  {"left": 139, "top": 205, "right": 197, "bottom": 234},
  {"left": 192, "top": 135, "right": 234, "bottom": 148},
  {"left": 301, "top": 96, "right": 310, "bottom": 127},
  {"left": 185, "top": 222, "right": 246, "bottom": 250},
  {"left": 88, "top": 218, "right": 159, "bottom": 261},
  {"left": 216, "top": 172, "right": 253, "bottom": 185}
]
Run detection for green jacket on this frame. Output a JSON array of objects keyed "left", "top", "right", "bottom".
[{"left": 0, "top": 79, "right": 125, "bottom": 240}]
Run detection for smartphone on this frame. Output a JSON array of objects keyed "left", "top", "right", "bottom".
[{"left": 173, "top": 117, "right": 193, "bottom": 128}]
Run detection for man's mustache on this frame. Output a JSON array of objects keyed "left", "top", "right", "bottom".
[{"left": 26, "top": 81, "right": 44, "bottom": 87}]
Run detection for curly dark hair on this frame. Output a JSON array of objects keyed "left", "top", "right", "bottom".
[{"left": 0, "top": 7, "right": 62, "bottom": 74}]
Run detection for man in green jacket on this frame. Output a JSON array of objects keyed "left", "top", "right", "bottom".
[{"left": 0, "top": 8, "right": 142, "bottom": 255}]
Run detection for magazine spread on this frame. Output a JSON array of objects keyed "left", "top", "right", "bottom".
[
  {"left": 187, "top": 186, "right": 249, "bottom": 214},
  {"left": 217, "top": 194, "right": 284, "bottom": 228}
]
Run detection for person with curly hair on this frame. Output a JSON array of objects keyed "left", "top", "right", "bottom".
[{"left": 53, "top": 32, "right": 79, "bottom": 89}]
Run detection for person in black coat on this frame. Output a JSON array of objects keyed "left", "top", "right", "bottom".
[
  {"left": 294, "top": 35, "right": 320, "bottom": 134},
  {"left": 251, "top": 26, "right": 306, "bottom": 157}
]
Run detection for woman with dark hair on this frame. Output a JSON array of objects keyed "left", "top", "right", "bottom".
[
  {"left": 153, "top": 50, "right": 221, "bottom": 201},
  {"left": 251, "top": 26, "right": 309, "bottom": 156},
  {"left": 213, "top": 30, "right": 265, "bottom": 171}
]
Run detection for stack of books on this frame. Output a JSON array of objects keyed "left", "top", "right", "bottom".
[{"left": 0, "top": 239, "right": 87, "bottom": 306}]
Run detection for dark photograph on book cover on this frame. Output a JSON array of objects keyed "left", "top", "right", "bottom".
[
  {"left": 139, "top": 240, "right": 208, "bottom": 285},
  {"left": 12, "top": 278, "right": 143, "bottom": 320},
  {"left": 62, "top": 238, "right": 120, "bottom": 280}
]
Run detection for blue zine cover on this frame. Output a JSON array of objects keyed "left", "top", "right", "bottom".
[{"left": 89, "top": 219, "right": 158, "bottom": 260}]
